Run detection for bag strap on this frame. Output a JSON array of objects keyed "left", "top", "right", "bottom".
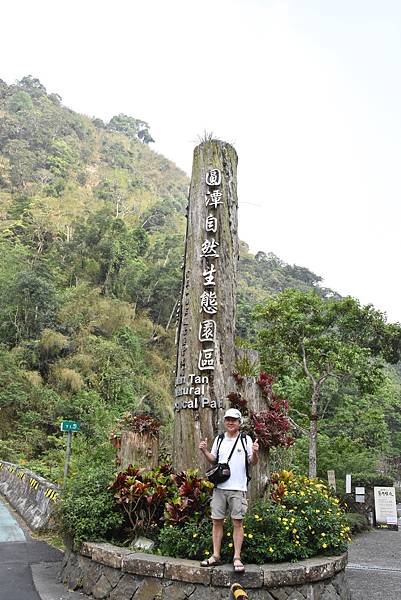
[
  {"left": 240, "top": 433, "right": 251, "bottom": 483},
  {"left": 226, "top": 434, "right": 240, "bottom": 463},
  {"left": 215, "top": 433, "right": 240, "bottom": 463},
  {"left": 215, "top": 433, "right": 225, "bottom": 462}
]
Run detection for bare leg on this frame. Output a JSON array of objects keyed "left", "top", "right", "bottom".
[
  {"left": 212, "top": 518, "right": 224, "bottom": 558},
  {"left": 232, "top": 518, "right": 244, "bottom": 560}
]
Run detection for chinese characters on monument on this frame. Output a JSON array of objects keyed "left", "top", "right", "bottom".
[
  {"left": 174, "top": 168, "right": 225, "bottom": 411},
  {"left": 198, "top": 168, "right": 222, "bottom": 371}
]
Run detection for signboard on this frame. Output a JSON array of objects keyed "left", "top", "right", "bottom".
[
  {"left": 355, "top": 486, "right": 365, "bottom": 503},
  {"left": 60, "top": 421, "right": 80, "bottom": 432},
  {"left": 346, "top": 474, "right": 351, "bottom": 494},
  {"left": 374, "top": 486, "right": 398, "bottom": 529},
  {"left": 327, "top": 469, "right": 336, "bottom": 492}
]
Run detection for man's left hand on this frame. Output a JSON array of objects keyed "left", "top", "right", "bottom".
[{"left": 252, "top": 438, "right": 259, "bottom": 453}]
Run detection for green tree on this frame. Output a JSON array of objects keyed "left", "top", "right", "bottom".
[
  {"left": 5, "top": 139, "right": 36, "bottom": 190},
  {"left": 47, "top": 139, "right": 76, "bottom": 178},
  {"left": 108, "top": 114, "right": 154, "bottom": 144},
  {"left": 6, "top": 90, "right": 33, "bottom": 113},
  {"left": 256, "top": 290, "right": 401, "bottom": 477},
  {"left": 17, "top": 75, "right": 47, "bottom": 98},
  {"left": 0, "top": 269, "right": 58, "bottom": 346}
]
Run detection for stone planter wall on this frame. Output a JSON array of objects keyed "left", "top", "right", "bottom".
[
  {"left": 60, "top": 542, "right": 351, "bottom": 599},
  {"left": 0, "top": 460, "right": 59, "bottom": 530}
]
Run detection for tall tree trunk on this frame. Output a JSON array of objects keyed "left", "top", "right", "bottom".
[
  {"left": 309, "top": 386, "right": 319, "bottom": 478},
  {"left": 173, "top": 141, "right": 239, "bottom": 472}
]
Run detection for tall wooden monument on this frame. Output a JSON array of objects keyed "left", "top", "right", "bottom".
[{"left": 173, "top": 140, "right": 239, "bottom": 472}]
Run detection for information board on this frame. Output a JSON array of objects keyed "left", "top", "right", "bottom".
[{"left": 374, "top": 486, "right": 398, "bottom": 530}]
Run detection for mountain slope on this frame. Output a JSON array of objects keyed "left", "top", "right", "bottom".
[{"left": 0, "top": 76, "right": 347, "bottom": 478}]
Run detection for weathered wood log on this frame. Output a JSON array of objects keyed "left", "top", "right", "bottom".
[
  {"left": 230, "top": 347, "right": 270, "bottom": 502},
  {"left": 173, "top": 140, "right": 239, "bottom": 472},
  {"left": 118, "top": 431, "right": 159, "bottom": 471}
]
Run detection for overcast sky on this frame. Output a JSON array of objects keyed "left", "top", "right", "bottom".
[{"left": 2, "top": 0, "right": 400, "bottom": 322}]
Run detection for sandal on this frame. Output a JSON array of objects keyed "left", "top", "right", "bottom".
[
  {"left": 233, "top": 557, "right": 245, "bottom": 573},
  {"left": 200, "top": 555, "right": 221, "bottom": 567}
]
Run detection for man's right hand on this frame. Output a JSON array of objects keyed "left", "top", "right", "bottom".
[{"left": 199, "top": 437, "right": 208, "bottom": 452}]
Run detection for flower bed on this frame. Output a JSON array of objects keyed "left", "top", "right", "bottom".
[{"left": 58, "top": 465, "right": 350, "bottom": 569}]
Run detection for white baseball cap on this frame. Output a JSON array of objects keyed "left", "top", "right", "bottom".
[{"left": 224, "top": 408, "right": 242, "bottom": 421}]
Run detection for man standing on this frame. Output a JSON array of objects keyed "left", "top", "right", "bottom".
[{"left": 199, "top": 408, "right": 259, "bottom": 573}]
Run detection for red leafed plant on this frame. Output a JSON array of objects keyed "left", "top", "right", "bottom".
[
  {"left": 109, "top": 465, "right": 212, "bottom": 538},
  {"left": 109, "top": 412, "right": 161, "bottom": 450},
  {"left": 227, "top": 391, "right": 249, "bottom": 415},
  {"left": 250, "top": 404, "right": 294, "bottom": 450},
  {"left": 256, "top": 371, "right": 275, "bottom": 391},
  {"left": 232, "top": 371, "right": 244, "bottom": 385},
  {"left": 121, "top": 413, "right": 161, "bottom": 436},
  {"left": 108, "top": 464, "right": 173, "bottom": 536},
  {"left": 251, "top": 372, "right": 294, "bottom": 450},
  {"left": 164, "top": 470, "right": 212, "bottom": 525}
]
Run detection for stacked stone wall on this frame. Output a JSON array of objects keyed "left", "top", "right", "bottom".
[{"left": 60, "top": 542, "right": 352, "bottom": 599}]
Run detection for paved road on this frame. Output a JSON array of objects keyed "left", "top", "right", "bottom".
[
  {"left": 0, "top": 498, "right": 83, "bottom": 600},
  {"left": 346, "top": 517, "right": 401, "bottom": 599}
]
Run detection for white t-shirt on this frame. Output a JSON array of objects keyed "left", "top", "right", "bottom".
[{"left": 210, "top": 433, "right": 253, "bottom": 492}]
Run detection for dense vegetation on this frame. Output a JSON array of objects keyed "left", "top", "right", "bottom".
[
  {"left": 58, "top": 463, "right": 350, "bottom": 561},
  {"left": 0, "top": 75, "right": 400, "bottom": 492}
]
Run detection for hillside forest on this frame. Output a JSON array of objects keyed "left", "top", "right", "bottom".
[{"left": 0, "top": 76, "right": 401, "bottom": 488}]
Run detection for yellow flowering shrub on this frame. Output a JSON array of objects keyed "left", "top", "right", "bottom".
[{"left": 241, "top": 471, "right": 350, "bottom": 563}]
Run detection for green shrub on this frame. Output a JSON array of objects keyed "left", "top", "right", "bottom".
[
  {"left": 56, "top": 456, "right": 123, "bottom": 549},
  {"left": 352, "top": 472, "right": 394, "bottom": 488},
  {"left": 344, "top": 512, "right": 370, "bottom": 534},
  {"left": 245, "top": 471, "right": 349, "bottom": 562},
  {"left": 0, "top": 440, "right": 18, "bottom": 462},
  {"left": 157, "top": 519, "right": 212, "bottom": 559}
]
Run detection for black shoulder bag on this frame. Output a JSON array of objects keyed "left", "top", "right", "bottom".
[{"left": 206, "top": 434, "right": 240, "bottom": 486}]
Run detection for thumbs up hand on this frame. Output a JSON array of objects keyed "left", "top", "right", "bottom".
[
  {"left": 252, "top": 438, "right": 259, "bottom": 453},
  {"left": 199, "top": 437, "right": 208, "bottom": 452}
]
